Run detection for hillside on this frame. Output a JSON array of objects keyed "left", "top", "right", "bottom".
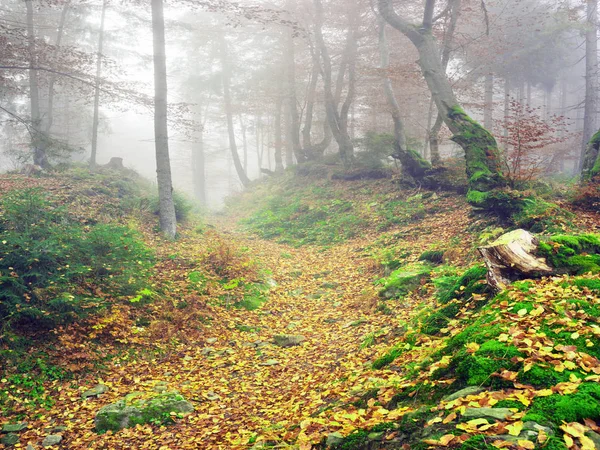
[{"left": 1, "top": 168, "right": 600, "bottom": 450}]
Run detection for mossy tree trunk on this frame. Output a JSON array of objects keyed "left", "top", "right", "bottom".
[
  {"left": 581, "top": 129, "right": 600, "bottom": 182},
  {"left": 379, "top": 0, "right": 506, "bottom": 202},
  {"left": 378, "top": 17, "right": 432, "bottom": 178}
]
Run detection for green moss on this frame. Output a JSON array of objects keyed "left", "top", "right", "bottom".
[
  {"left": 372, "top": 345, "right": 405, "bottom": 370},
  {"left": 466, "top": 189, "right": 489, "bottom": 205},
  {"left": 448, "top": 107, "right": 504, "bottom": 192},
  {"left": 419, "top": 250, "right": 444, "bottom": 264},
  {"left": 459, "top": 435, "right": 496, "bottom": 450},
  {"left": 539, "top": 234, "right": 600, "bottom": 274},
  {"left": 493, "top": 400, "right": 525, "bottom": 411},
  {"left": 527, "top": 382, "right": 600, "bottom": 423},
  {"left": 330, "top": 422, "right": 396, "bottom": 450},
  {"left": 437, "top": 266, "right": 489, "bottom": 304},
  {"left": 511, "top": 302, "right": 534, "bottom": 313},
  {"left": 574, "top": 277, "right": 600, "bottom": 293},
  {"left": 516, "top": 364, "right": 578, "bottom": 388},
  {"left": 377, "top": 266, "right": 430, "bottom": 299},
  {"left": 512, "top": 197, "right": 572, "bottom": 233}
]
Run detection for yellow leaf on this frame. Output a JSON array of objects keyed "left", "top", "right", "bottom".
[
  {"left": 467, "top": 418, "right": 491, "bottom": 427},
  {"left": 517, "top": 308, "right": 528, "bottom": 316},
  {"left": 427, "top": 417, "right": 443, "bottom": 425},
  {"left": 439, "top": 434, "right": 456, "bottom": 446},
  {"left": 530, "top": 305, "right": 544, "bottom": 316},
  {"left": 466, "top": 342, "right": 480, "bottom": 353},
  {"left": 506, "top": 421, "right": 523, "bottom": 436},
  {"left": 538, "top": 430, "right": 548, "bottom": 444},
  {"left": 564, "top": 361, "right": 577, "bottom": 370},
  {"left": 571, "top": 332, "right": 580, "bottom": 340},
  {"left": 536, "top": 389, "right": 553, "bottom": 397},
  {"left": 517, "top": 439, "right": 535, "bottom": 449},
  {"left": 516, "top": 392, "right": 531, "bottom": 407},
  {"left": 561, "top": 422, "right": 587, "bottom": 438},
  {"left": 443, "top": 412, "right": 457, "bottom": 424},
  {"left": 581, "top": 435, "right": 596, "bottom": 450},
  {"left": 498, "top": 333, "right": 510, "bottom": 342},
  {"left": 564, "top": 434, "right": 574, "bottom": 448}
]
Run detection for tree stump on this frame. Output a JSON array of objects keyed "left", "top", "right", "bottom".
[
  {"left": 478, "top": 229, "right": 553, "bottom": 291},
  {"left": 103, "top": 157, "right": 124, "bottom": 170}
]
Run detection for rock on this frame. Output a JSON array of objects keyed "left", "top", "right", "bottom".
[
  {"left": 204, "top": 391, "right": 220, "bottom": 401},
  {"left": 0, "top": 433, "right": 19, "bottom": 446},
  {"left": 321, "top": 282, "right": 339, "bottom": 289},
  {"left": 1, "top": 423, "right": 27, "bottom": 433},
  {"left": 82, "top": 384, "right": 109, "bottom": 399},
  {"left": 260, "top": 359, "right": 280, "bottom": 366},
  {"left": 152, "top": 381, "right": 168, "bottom": 393},
  {"left": 586, "top": 430, "right": 600, "bottom": 449},
  {"left": 478, "top": 229, "right": 553, "bottom": 291},
  {"left": 51, "top": 426, "right": 67, "bottom": 433},
  {"left": 326, "top": 432, "right": 344, "bottom": 446},
  {"left": 462, "top": 407, "right": 513, "bottom": 421},
  {"left": 523, "top": 421, "right": 553, "bottom": 436},
  {"left": 27, "top": 444, "right": 35, "bottom": 450},
  {"left": 286, "top": 322, "right": 299, "bottom": 330},
  {"left": 443, "top": 387, "right": 485, "bottom": 402},
  {"left": 42, "top": 435, "right": 62, "bottom": 447},
  {"left": 368, "top": 431, "right": 385, "bottom": 441},
  {"left": 94, "top": 392, "right": 194, "bottom": 433},
  {"left": 272, "top": 334, "right": 305, "bottom": 348},
  {"left": 206, "top": 338, "right": 218, "bottom": 344},
  {"left": 201, "top": 347, "right": 216, "bottom": 356}
]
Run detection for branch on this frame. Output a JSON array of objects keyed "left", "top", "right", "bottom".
[
  {"left": 480, "top": 0, "right": 490, "bottom": 36},
  {"left": 433, "top": 1, "right": 452, "bottom": 23},
  {"left": 0, "top": 65, "right": 98, "bottom": 90},
  {"left": 423, "top": 0, "right": 437, "bottom": 30},
  {"left": 0, "top": 105, "right": 36, "bottom": 139},
  {"left": 378, "top": 0, "right": 421, "bottom": 44}
]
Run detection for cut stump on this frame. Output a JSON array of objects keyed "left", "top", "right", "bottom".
[{"left": 478, "top": 229, "right": 553, "bottom": 291}]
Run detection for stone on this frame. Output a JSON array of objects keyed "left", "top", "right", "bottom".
[
  {"left": 42, "top": 435, "right": 63, "bottom": 447},
  {"left": 82, "top": 384, "right": 108, "bottom": 399},
  {"left": 260, "top": 359, "right": 280, "bottom": 366},
  {"left": 321, "top": 282, "right": 339, "bottom": 289},
  {"left": 272, "top": 334, "right": 305, "bottom": 348},
  {"left": 523, "top": 421, "right": 553, "bottom": 436},
  {"left": 201, "top": 347, "right": 216, "bottom": 356},
  {"left": 94, "top": 392, "right": 194, "bottom": 433},
  {"left": 152, "top": 382, "right": 168, "bottom": 393},
  {"left": 586, "top": 431, "right": 600, "bottom": 449},
  {"left": 51, "top": 426, "right": 67, "bottom": 433},
  {"left": 206, "top": 338, "right": 218, "bottom": 344},
  {"left": 326, "top": 432, "right": 344, "bottom": 446},
  {"left": 0, "top": 433, "right": 19, "bottom": 446},
  {"left": 368, "top": 431, "right": 385, "bottom": 441},
  {"left": 204, "top": 391, "right": 220, "bottom": 401},
  {"left": 462, "top": 407, "right": 513, "bottom": 421},
  {"left": 1, "top": 423, "right": 27, "bottom": 433},
  {"left": 443, "top": 387, "right": 485, "bottom": 402},
  {"left": 26, "top": 444, "right": 35, "bottom": 450}
]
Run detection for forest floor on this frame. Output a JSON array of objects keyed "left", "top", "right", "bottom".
[{"left": 2, "top": 170, "right": 600, "bottom": 450}]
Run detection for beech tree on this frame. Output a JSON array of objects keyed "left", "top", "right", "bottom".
[
  {"left": 151, "top": 0, "right": 177, "bottom": 238},
  {"left": 379, "top": 0, "right": 506, "bottom": 204}
]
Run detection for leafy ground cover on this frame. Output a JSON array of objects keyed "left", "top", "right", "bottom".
[{"left": 1, "top": 170, "right": 600, "bottom": 450}]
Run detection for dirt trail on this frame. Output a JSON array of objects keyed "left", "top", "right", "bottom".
[{"left": 14, "top": 228, "right": 410, "bottom": 450}]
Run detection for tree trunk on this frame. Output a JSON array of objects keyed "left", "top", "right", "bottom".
[
  {"left": 503, "top": 78, "right": 510, "bottom": 147},
  {"left": 274, "top": 75, "right": 285, "bottom": 172},
  {"left": 239, "top": 113, "right": 248, "bottom": 174},
  {"left": 45, "top": 0, "right": 71, "bottom": 135},
  {"left": 378, "top": 17, "right": 431, "bottom": 177},
  {"left": 151, "top": 0, "right": 177, "bottom": 239},
  {"left": 484, "top": 73, "right": 493, "bottom": 130},
  {"left": 285, "top": 29, "right": 305, "bottom": 163},
  {"left": 314, "top": 0, "right": 355, "bottom": 166},
  {"left": 219, "top": 35, "right": 250, "bottom": 187},
  {"left": 379, "top": 0, "right": 506, "bottom": 200},
  {"left": 193, "top": 107, "right": 206, "bottom": 205},
  {"left": 428, "top": 0, "right": 461, "bottom": 166},
  {"left": 26, "top": 0, "right": 49, "bottom": 168},
  {"left": 90, "top": 0, "right": 107, "bottom": 168},
  {"left": 582, "top": 130, "right": 600, "bottom": 182},
  {"left": 581, "top": 0, "right": 598, "bottom": 173}
]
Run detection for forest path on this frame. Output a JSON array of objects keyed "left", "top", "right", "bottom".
[{"left": 39, "top": 223, "right": 415, "bottom": 449}]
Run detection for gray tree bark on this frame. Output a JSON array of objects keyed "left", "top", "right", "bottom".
[
  {"left": 90, "top": 0, "right": 107, "bottom": 168},
  {"left": 379, "top": 0, "right": 505, "bottom": 198},
  {"left": 219, "top": 35, "right": 250, "bottom": 187},
  {"left": 26, "top": 0, "right": 49, "bottom": 168},
  {"left": 581, "top": 0, "right": 599, "bottom": 173},
  {"left": 151, "top": 0, "right": 177, "bottom": 239},
  {"left": 313, "top": 0, "right": 355, "bottom": 166},
  {"left": 379, "top": 17, "right": 431, "bottom": 177},
  {"left": 484, "top": 73, "right": 494, "bottom": 130}
]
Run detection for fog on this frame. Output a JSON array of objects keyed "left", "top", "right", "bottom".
[{"left": 1, "top": 0, "right": 597, "bottom": 207}]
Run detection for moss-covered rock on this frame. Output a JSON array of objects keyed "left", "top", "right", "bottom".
[
  {"left": 437, "top": 266, "right": 489, "bottom": 304},
  {"left": 94, "top": 391, "right": 194, "bottom": 433},
  {"left": 538, "top": 234, "right": 600, "bottom": 274},
  {"left": 377, "top": 266, "right": 430, "bottom": 299},
  {"left": 525, "top": 383, "right": 600, "bottom": 424}
]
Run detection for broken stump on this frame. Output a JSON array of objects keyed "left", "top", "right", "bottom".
[{"left": 478, "top": 229, "right": 553, "bottom": 291}]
